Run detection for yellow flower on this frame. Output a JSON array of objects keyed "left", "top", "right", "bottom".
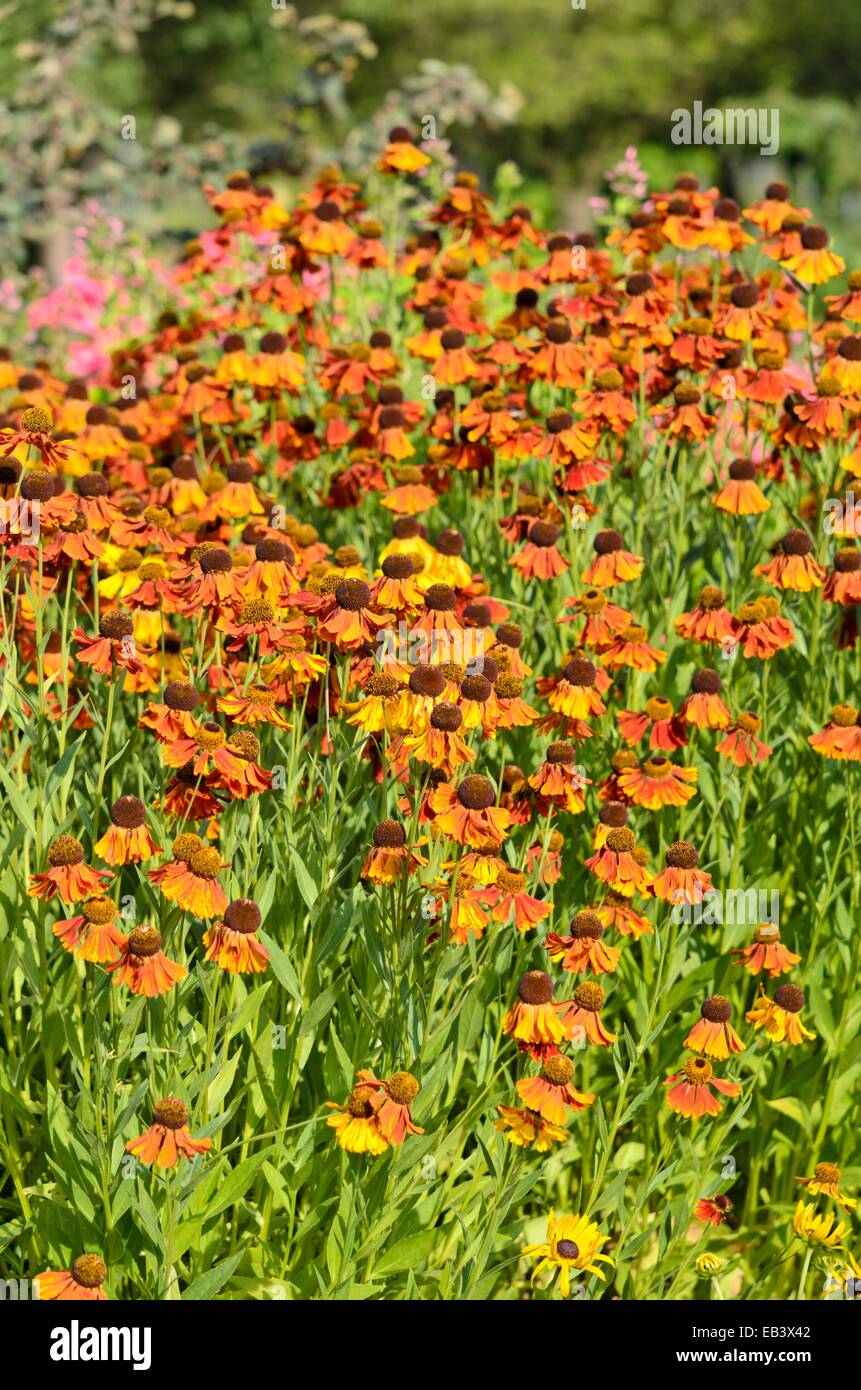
[
  {"left": 793, "top": 1200, "right": 850, "bottom": 1251},
  {"left": 795, "top": 1162, "right": 857, "bottom": 1214},
  {"left": 522, "top": 1209, "right": 614, "bottom": 1297},
  {"left": 695, "top": 1252, "right": 724, "bottom": 1277}
]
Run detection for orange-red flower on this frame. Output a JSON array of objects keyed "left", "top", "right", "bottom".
[
  {"left": 125, "top": 1096, "right": 212, "bottom": 1167},
  {"left": 52, "top": 895, "right": 125, "bottom": 963},
  {"left": 556, "top": 981, "right": 618, "bottom": 1046},
  {"left": 148, "top": 834, "right": 229, "bottom": 918},
  {"left": 475, "top": 868, "right": 552, "bottom": 933},
  {"left": 731, "top": 923, "right": 802, "bottom": 977},
  {"left": 651, "top": 840, "right": 713, "bottom": 906},
  {"left": 755, "top": 529, "right": 825, "bottom": 592},
  {"left": 29, "top": 835, "right": 113, "bottom": 904},
  {"left": 106, "top": 925, "right": 186, "bottom": 997},
  {"left": 355, "top": 1069, "right": 424, "bottom": 1145},
  {"left": 360, "top": 819, "right": 426, "bottom": 883},
  {"left": 664, "top": 1057, "right": 741, "bottom": 1118},
  {"left": 616, "top": 755, "right": 698, "bottom": 810},
  {"left": 716, "top": 712, "right": 773, "bottom": 766},
  {"left": 808, "top": 703, "right": 861, "bottom": 761},
  {"left": 203, "top": 898, "right": 270, "bottom": 974},
  {"left": 584, "top": 827, "right": 652, "bottom": 896},
  {"left": 546, "top": 910, "right": 621, "bottom": 975},
  {"left": 694, "top": 1194, "right": 733, "bottom": 1227},
  {"left": 428, "top": 774, "right": 512, "bottom": 848}
]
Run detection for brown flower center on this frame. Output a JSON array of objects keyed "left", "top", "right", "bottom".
[
  {"left": 386, "top": 1072, "right": 420, "bottom": 1104},
  {"left": 517, "top": 970, "right": 554, "bottom": 1005},
  {"left": 701, "top": 995, "right": 731, "bottom": 1023},
  {"left": 574, "top": 981, "right": 605, "bottom": 1011},
  {"left": 152, "top": 1096, "right": 189, "bottom": 1129}
]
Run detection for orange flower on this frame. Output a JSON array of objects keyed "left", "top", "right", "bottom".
[
  {"left": 203, "top": 898, "right": 270, "bottom": 974},
  {"left": 616, "top": 755, "right": 698, "bottom": 810},
  {"left": 72, "top": 611, "right": 148, "bottom": 676},
  {"left": 716, "top": 712, "right": 773, "bottom": 766},
  {"left": 823, "top": 546, "right": 861, "bottom": 605},
  {"left": 378, "top": 126, "right": 431, "bottom": 174},
  {"left": 584, "top": 827, "right": 652, "bottom": 896},
  {"left": 651, "top": 840, "right": 713, "bottom": 905},
  {"left": 29, "top": 835, "right": 113, "bottom": 904},
  {"left": 556, "top": 981, "right": 617, "bottom": 1047},
  {"left": 528, "top": 740, "right": 590, "bottom": 813},
  {"left": 545, "top": 655, "right": 607, "bottom": 720},
  {"left": 683, "top": 996, "right": 746, "bottom": 1060},
  {"left": 217, "top": 683, "right": 292, "bottom": 729},
  {"left": 502, "top": 970, "right": 569, "bottom": 1048},
  {"left": 599, "top": 623, "right": 666, "bottom": 673},
  {"left": 125, "top": 1096, "right": 212, "bottom": 1168},
  {"left": 675, "top": 585, "right": 738, "bottom": 645},
  {"left": 360, "top": 820, "right": 426, "bottom": 883},
  {"left": 475, "top": 868, "right": 552, "bottom": 932},
  {"left": 808, "top": 703, "right": 861, "bottom": 761},
  {"left": 399, "top": 701, "right": 475, "bottom": 772},
  {"left": 678, "top": 668, "right": 732, "bottom": 729},
  {"left": 357, "top": 1070, "right": 424, "bottom": 1145},
  {"left": 595, "top": 890, "right": 653, "bottom": 939},
  {"left": 433, "top": 328, "right": 478, "bottom": 385},
  {"left": 106, "top": 925, "right": 186, "bottom": 997},
  {"left": 34, "top": 1254, "right": 108, "bottom": 1302},
  {"left": 717, "top": 458, "right": 773, "bottom": 514},
  {"left": 560, "top": 588, "right": 632, "bottom": 648},
  {"left": 731, "top": 923, "right": 802, "bottom": 977},
  {"left": 546, "top": 910, "right": 621, "bottom": 975},
  {"left": 428, "top": 774, "right": 512, "bottom": 848},
  {"left": 52, "top": 895, "right": 125, "bottom": 963},
  {"left": 794, "top": 1162, "right": 857, "bottom": 1214},
  {"left": 583, "top": 530, "right": 644, "bottom": 588},
  {"left": 781, "top": 223, "right": 845, "bottom": 285},
  {"left": 93, "top": 795, "right": 161, "bottom": 865},
  {"left": 149, "top": 836, "right": 229, "bottom": 918},
  {"left": 138, "top": 680, "right": 201, "bottom": 742},
  {"left": 515, "top": 1052, "right": 594, "bottom": 1122},
  {"left": 694, "top": 1194, "right": 733, "bottom": 1227},
  {"left": 664, "top": 1057, "right": 741, "bottom": 1118},
  {"left": 617, "top": 696, "right": 687, "bottom": 751},
  {"left": 510, "top": 520, "right": 569, "bottom": 580},
  {"left": 734, "top": 597, "right": 794, "bottom": 659},
  {"left": 755, "top": 529, "right": 825, "bottom": 592}
]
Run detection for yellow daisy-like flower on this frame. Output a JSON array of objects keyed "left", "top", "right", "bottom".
[
  {"left": 695, "top": 1252, "right": 724, "bottom": 1277},
  {"left": 795, "top": 1162, "right": 857, "bottom": 1214},
  {"left": 793, "top": 1200, "right": 850, "bottom": 1251},
  {"left": 522, "top": 1209, "right": 614, "bottom": 1297}
]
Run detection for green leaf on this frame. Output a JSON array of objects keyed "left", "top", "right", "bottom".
[
  {"left": 375, "top": 1229, "right": 438, "bottom": 1276},
  {"left": 181, "top": 1252, "right": 243, "bottom": 1300}
]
